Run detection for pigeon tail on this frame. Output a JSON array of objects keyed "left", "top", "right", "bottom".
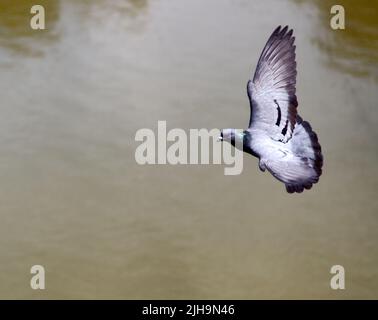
[{"left": 284, "top": 115, "right": 323, "bottom": 193}]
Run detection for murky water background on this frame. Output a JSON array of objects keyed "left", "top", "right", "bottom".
[{"left": 0, "top": 0, "right": 377, "bottom": 299}]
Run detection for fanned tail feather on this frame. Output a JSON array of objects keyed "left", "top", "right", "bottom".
[{"left": 284, "top": 115, "right": 323, "bottom": 193}]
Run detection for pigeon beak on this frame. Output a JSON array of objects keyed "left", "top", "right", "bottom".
[{"left": 217, "top": 136, "right": 223, "bottom": 142}]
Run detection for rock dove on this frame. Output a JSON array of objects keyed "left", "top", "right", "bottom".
[{"left": 219, "top": 26, "right": 323, "bottom": 193}]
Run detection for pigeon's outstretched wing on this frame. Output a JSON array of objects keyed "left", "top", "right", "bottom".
[{"left": 247, "top": 25, "right": 298, "bottom": 143}]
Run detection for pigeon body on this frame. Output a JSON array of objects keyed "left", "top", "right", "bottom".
[{"left": 220, "top": 26, "right": 323, "bottom": 193}]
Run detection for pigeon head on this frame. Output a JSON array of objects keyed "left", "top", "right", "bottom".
[
  {"left": 218, "top": 128, "right": 233, "bottom": 142},
  {"left": 218, "top": 129, "right": 245, "bottom": 146}
]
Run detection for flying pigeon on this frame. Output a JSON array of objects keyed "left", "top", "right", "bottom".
[{"left": 219, "top": 26, "right": 323, "bottom": 193}]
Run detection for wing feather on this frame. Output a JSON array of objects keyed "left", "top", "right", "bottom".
[{"left": 247, "top": 25, "right": 298, "bottom": 143}]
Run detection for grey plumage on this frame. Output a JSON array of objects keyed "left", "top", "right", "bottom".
[
  {"left": 220, "top": 26, "right": 323, "bottom": 193},
  {"left": 248, "top": 25, "right": 297, "bottom": 143}
]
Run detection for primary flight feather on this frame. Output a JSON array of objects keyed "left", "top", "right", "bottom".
[{"left": 219, "top": 26, "right": 323, "bottom": 193}]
